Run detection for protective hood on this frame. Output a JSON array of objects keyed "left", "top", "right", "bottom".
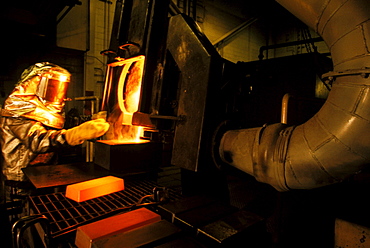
[{"left": 3, "top": 62, "right": 71, "bottom": 129}]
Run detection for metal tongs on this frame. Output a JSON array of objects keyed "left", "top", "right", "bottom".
[{"left": 11, "top": 214, "right": 52, "bottom": 248}]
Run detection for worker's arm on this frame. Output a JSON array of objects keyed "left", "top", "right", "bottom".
[
  {"left": 8, "top": 117, "right": 110, "bottom": 151},
  {"left": 6, "top": 117, "right": 68, "bottom": 154}
]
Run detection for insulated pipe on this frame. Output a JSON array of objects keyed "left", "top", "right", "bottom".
[{"left": 219, "top": 0, "right": 370, "bottom": 191}]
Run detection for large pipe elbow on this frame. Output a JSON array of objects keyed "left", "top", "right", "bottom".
[{"left": 219, "top": 0, "right": 370, "bottom": 191}]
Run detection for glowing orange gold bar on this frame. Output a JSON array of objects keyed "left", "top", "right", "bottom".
[
  {"left": 65, "top": 176, "right": 124, "bottom": 202},
  {"left": 75, "top": 208, "right": 161, "bottom": 248}
]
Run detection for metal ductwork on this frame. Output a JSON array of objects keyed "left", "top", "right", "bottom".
[{"left": 219, "top": 0, "right": 370, "bottom": 191}]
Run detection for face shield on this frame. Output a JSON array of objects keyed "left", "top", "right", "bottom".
[
  {"left": 37, "top": 69, "right": 70, "bottom": 105},
  {"left": 3, "top": 62, "right": 71, "bottom": 129}
]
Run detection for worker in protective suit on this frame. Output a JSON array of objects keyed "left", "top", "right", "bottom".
[{"left": 0, "top": 62, "right": 110, "bottom": 204}]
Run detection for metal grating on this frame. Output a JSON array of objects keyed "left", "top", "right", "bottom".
[{"left": 28, "top": 179, "right": 182, "bottom": 238}]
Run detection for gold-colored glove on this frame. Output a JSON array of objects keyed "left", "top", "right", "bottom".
[{"left": 64, "top": 118, "right": 110, "bottom": 146}]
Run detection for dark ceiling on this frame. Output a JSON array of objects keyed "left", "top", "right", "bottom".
[
  {"left": 0, "top": 0, "right": 301, "bottom": 82},
  {"left": 0, "top": 0, "right": 81, "bottom": 80}
]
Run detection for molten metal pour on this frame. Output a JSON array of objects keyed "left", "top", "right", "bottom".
[
  {"left": 103, "top": 55, "right": 147, "bottom": 144},
  {"left": 95, "top": 55, "right": 160, "bottom": 173}
]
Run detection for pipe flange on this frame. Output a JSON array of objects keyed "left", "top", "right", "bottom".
[{"left": 212, "top": 120, "right": 235, "bottom": 169}]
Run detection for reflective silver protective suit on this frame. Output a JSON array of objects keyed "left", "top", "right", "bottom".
[
  {"left": 219, "top": 0, "right": 370, "bottom": 191},
  {"left": 0, "top": 117, "right": 67, "bottom": 182},
  {"left": 0, "top": 62, "right": 70, "bottom": 183},
  {"left": 4, "top": 62, "right": 71, "bottom": 129}
]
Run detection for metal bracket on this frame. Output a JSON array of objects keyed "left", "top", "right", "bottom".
[{"left": 322, "top": 67, "right": 370, "bottom": 84}]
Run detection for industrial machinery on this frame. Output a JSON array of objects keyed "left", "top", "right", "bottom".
[{"left": 10, "top": 0, "right": 370, "bottom": 247}]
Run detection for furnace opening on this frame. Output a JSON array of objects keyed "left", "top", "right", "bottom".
[{"left": 104, "top": 55, "right": 147, "bottom": 144}]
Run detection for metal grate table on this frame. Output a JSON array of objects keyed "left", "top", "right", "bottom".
[{"left": 27, "top": 179, "right": 182, "bottom": 238}]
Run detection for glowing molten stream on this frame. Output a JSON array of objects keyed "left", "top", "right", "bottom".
[{"left": 110, "top": 55, "right": 146, "bottom": 143}]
